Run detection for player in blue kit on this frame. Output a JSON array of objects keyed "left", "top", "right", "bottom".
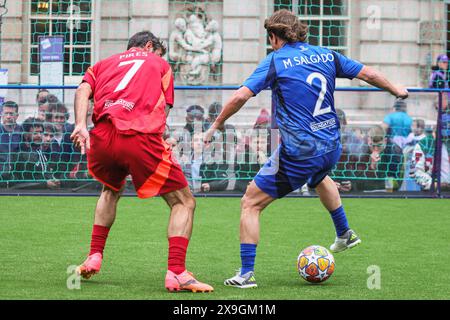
[{"left": 204, "top": 9, "right": 409, "bottom": 288}]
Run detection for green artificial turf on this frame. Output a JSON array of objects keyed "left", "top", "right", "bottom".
[{"left": 1, "top": 197, "right": 449, "bottom": 300}]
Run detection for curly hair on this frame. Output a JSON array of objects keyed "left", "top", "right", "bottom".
[{"left": 264, "top": 9, "right": 308, "bottom": 43}]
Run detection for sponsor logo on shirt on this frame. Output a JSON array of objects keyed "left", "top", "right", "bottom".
[
  {"left": 310, "top": 118, "right": 336, "bottom": 132},
  {"left": 104, "top": 99, "right": 135, "bottom": 111}
]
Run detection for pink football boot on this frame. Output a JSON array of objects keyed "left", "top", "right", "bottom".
[
  {"left": 76, "top": 253, "right": 102, "bottom": 279},
  {"left": 165, "top": 270, "right": 214, "bottom": 293}
]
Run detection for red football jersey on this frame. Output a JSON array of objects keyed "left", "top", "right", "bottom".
[{"left": 82, "top": 47, "right": 174, "bottom": 134}]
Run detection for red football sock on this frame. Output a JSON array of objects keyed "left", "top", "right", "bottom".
[
  {"left": 89, "top": 224, "right": 110, "bottom": 256},
  {"left": 168, "top": 236, "right": 189, "bottom": 275}
]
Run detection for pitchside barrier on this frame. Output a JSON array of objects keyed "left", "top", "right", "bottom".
[{"left": 0, "top": 85, "right": 449, "bottom": 198}]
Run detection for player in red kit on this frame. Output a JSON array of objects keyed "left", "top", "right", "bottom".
[{"left": 70, "top": 31, "right": 213, "bottom": 293}]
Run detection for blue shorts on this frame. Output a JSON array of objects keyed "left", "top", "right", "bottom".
[{"left": 254, "top": 145, "right": 342, "bottom": 199}]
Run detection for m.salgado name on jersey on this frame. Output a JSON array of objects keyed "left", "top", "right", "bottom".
[
  {"left": 283, "top": 53, "right": 335, "bottom": 69},
  {"left": 104, "top": 99, "right": 135, "bottom": 111}
]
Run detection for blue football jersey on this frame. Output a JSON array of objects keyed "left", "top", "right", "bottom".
[{"left": 243, "top": 42, "right": 363, "bottom": 159}]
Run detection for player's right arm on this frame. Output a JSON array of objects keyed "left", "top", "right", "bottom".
[
  {"left": 356, "top": 66, "right": 409, "bottom": 99},
  {"left": 71, "top": 82, "right": 92, "bottom": 155},
  {"left": 161, "top": 61, "right": 174, "bottom": 119},
  {"left": 71, "top": 65, "right": 95, "bottom": 155},
  {"left": 204, "top": 53, "right": 275, "bottom": 144}
]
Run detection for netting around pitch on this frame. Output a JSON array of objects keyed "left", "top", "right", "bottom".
[
  {"left": 0, "top": 0, "right": 449, "bottom": 197},
  {"left": 1, "top": 88, "right": 448, "bottom": 197}
]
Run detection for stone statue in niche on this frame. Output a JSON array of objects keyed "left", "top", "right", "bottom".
[{"left": 169, "top": 7, "right": 223, "bottom": 85}]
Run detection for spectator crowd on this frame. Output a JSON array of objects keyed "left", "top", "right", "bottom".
[{"left": 0, "top": 91, "right": 89, "bottom": 190}]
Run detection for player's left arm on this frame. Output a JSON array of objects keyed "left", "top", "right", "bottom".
[
  {"left": 203, "top": 86, "right": 253, "bottom": 144},
  {"left": 213, "top": 86, "right": 254, "bottom": 129},
  {"left": 356, "top": 66, "right": 408, "bottom": 99},
  {"left": 332, "top": 50, "right": 408, "bottom": 99}
]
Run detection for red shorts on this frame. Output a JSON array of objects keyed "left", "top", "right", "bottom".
[{"left": 87, "top": 120, "right": 188, "bottom": 198}]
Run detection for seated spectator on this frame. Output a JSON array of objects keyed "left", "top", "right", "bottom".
[
  {"left": 398, "top": 119, "right": 427, "bottom": 191},
  {"left": 382, "top": 100, "right": 413, "bottom": 145},
  {"left": 184, "top": 105, "right": 208, "bottom": 135},
  {"left": 253, "top": 108, "right": 270, "bottom": 130},
  {"left": 45, "top": 100, "right": 79, "bottom": 177},
  {"left": 0, "top": 101, "right": 23, "bottom": 180},
  {"left": 332, "top": 109, "right": 365, "bottom": 193},
  {"left": 36, "top": 89, "right": 49, "bottom": 106},
  {"left": 177, "top": 101, "right": 235, "bottom": 193},
  {"left": 175, "top": 131, "right": 228, "bottom": 193},
  {"left": 336, "top": 108, "right": 365, "bottom": 155},
  {"left": 364, "top": 125, "right": 404, "bottom": 190},
  {"left": 201, "top": 120, "right": 236, "bottom": 193},
  {"left": 429, "top": 54, "right": 449, "bottom": 107},
  {"left": 187, "top": 132, "right": 205, "bottom": 192},
  {"left": 204, "top": 102, "right": 237, "bottom": 133},
  {"left": 42, "top": 123, "right": 63, "bottom": 177},
  {"left": 339, "top": 125, "right": 404, "bottom": 192},
  {"left": 233, "top": 133, "right": 267, "bottom": 193},
  {"left": 429, "top": 55, "right": 450, "bottom": 164},
  {"left": 410, "top": 128, "right": 450, "bottom": 190},
  {"left": 204, "top": 102, "right": 220, "bottom": 130},
  {"left": 10, "top": 118, "right": 60, "bottom": 189},
  {"left": 232, "top": 109, "right": 271, "bottom": 192},
  {"left": 37, "top": 93, "right": 59, "bottom": 121},
  {"left": 200, "top": 159, "right": 229, "bottom": 193},
  {"left": 402, "top": 119, "right": 426, "bottom": 148}
]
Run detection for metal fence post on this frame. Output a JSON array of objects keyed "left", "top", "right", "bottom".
[{"left": 432, "top": 91, "right": 444, "bottom": 198}]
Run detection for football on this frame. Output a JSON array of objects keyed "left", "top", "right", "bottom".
[{"left": 297, "top": 245, "right": 335, "bottom": 283}]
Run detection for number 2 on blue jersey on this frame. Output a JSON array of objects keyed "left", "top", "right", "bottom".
[{"left": 306, "top": 72, "right": 332, "bottom": 117}]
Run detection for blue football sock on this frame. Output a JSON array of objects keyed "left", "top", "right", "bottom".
[
  {"left": 330, "top": 206, "right": 350, "bottom": 237},
  {"left": 240, "top": 243, "right": 257, "bottom": 275}
]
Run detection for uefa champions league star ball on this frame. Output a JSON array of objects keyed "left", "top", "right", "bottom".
[{"left": 297, "top": 245, "right": 335, "bottom": 283}]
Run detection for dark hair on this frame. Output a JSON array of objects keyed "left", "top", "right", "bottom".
[
  {"left": 208, "top": 102, "right": 222, "bottom": 118},
  {"left": 264, "top": 9, "right": 308, "bottom": 43},
  {"left": 22, "top": 117, "right": 44, "bottom": 133},
  {"left": 44, "top": 123, "right": 57, "bottom": 134},
  {"left": 414, "top": 119, "right": 425, "bottom": 130},
  {"left": 36, "top": 89, "right": 49, "bottom": 101},
  {"left": 3, "top": 100, "right": 19, "bottom": 113},
  {"left": 127, "top": 31, "right": 157, "bottom": 50},
  {"left": 393, "top": 100, "right": 407, "bottom": 111},
  {"left": 153, "top": 37, "right": 167, "bottom": 56},
  {"left": 186, "top": 105, "right": 205, "bottom": 115},
  {"left": 163, "top": 124, "right": 171, "bottom": 140},
  {"left": 336, "top": 108, "right": 347, "bottom": 125},
  {"left": 39, "top": 93, "right": 59, "bottom": 107},
  {"left": 368, "top": 125, "right": 386, "bottom": 143},
  {"left": 46, "top": 101, "right": 69, "bottom": 121}
]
